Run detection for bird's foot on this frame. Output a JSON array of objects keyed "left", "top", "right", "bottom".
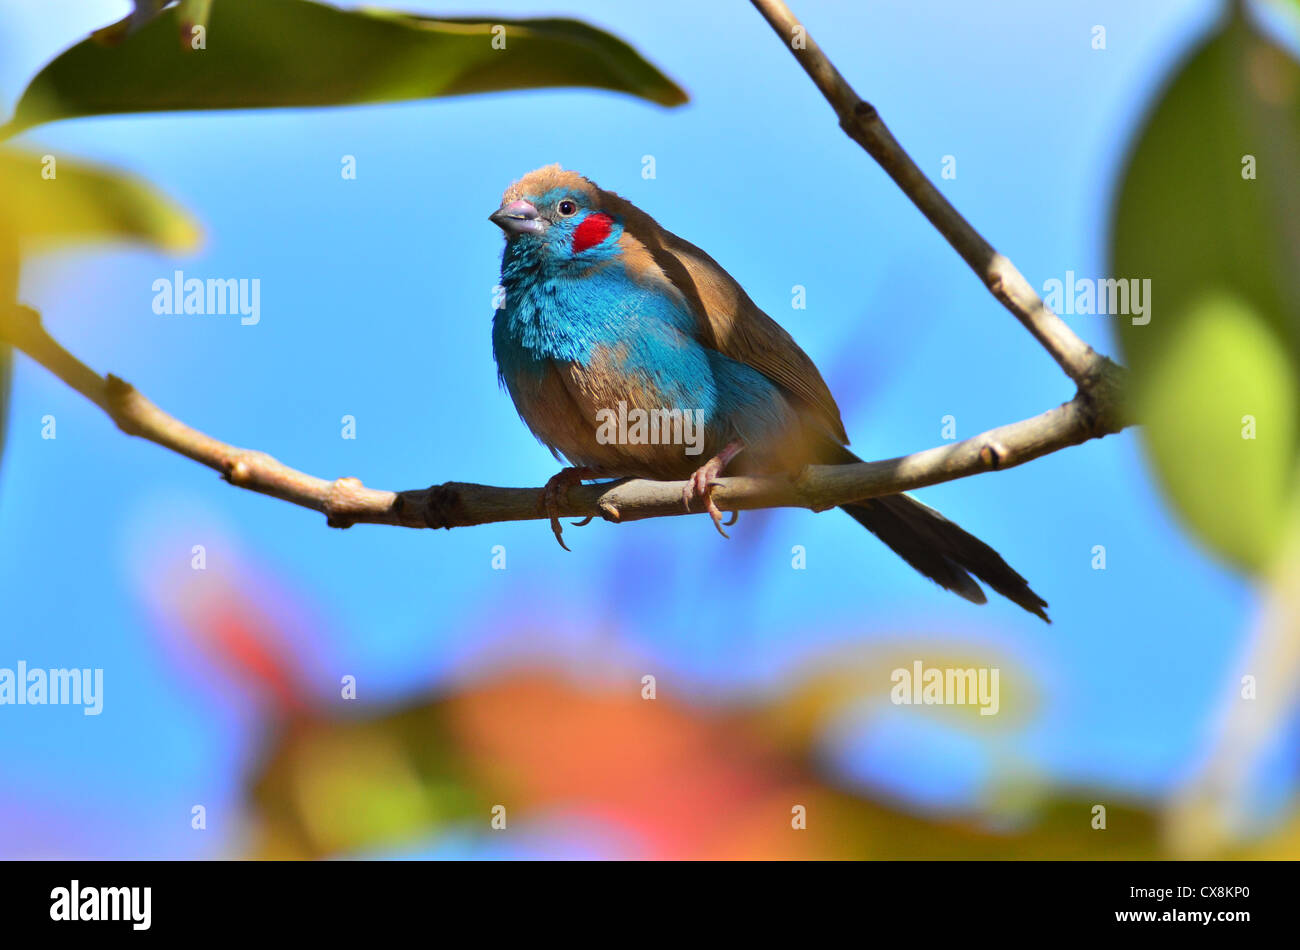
[
  {"left": 682, "top": 441, "right": 744, "bottom": 539},
  {"left": 539, "top": 467, "right": 603, "bottom": 551}
]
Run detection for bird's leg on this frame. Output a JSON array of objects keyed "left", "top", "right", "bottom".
[
  {"left": 683, "top": 441, "right": 744, "bottom": 539},
  {"left": 539, "top": 466, "right": 606, "bottom": 551}
]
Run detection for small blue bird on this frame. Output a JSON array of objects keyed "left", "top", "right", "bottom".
[{"left": 490, "top": 166, "right": 1048, "bottom": 621}]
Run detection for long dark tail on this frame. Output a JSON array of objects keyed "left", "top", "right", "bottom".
[{"left": 825, "top": 448, "right": 1049, "bottom": 622}]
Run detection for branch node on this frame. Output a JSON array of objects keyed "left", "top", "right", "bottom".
[
  {"left": 852, "top": 99, "right": 878, "bottom": 122},
  {"left": 422, "top": 482, "right": 467, "bottom": 530},
  {"left": 598, "top": 499, "right": 622, "bottom": 523},
  {"left": 225, "top": 458, "right": 254, "bottom": 486},
  {"left": 1076, "top": 356, "right": 1131, "bottom": 436},
  {"left": 979, "top": 443, "right": 1006, "bottom": 470},
  {"left": 792, "top": 464, "right": 817, "bottom": 490},
  {"left": 104, "top": 373, "right": 132, "bottom": 398},
  {"left": 222, "top": 450, "right": 273, "bottom": 486},
  {"left": 104, "top": 374, "right": 147, "bottom": 436},
  {"left": 323, "top": 476, "right": 366, "bottom": 529}
]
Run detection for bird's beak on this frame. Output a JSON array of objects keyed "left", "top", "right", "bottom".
[{"left": 489, "top": 199, "right": 545, "bottom": 236}]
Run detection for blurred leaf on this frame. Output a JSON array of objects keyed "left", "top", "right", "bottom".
[
  {"left": 761, "top": 644, "right": 1037, "bottom": 754},
  {"left": 812, "top": 787, "right": 1163, "bottom": 859},
  {"left": 1233, "top": 802, "right": 1300, "bottom": 858},
  {"left": 5, "top": 0, "right": 687, "bottom": 134},
  {"left": 1110, "top": 11, "right": 1300, "bottom": 572},
  {"left": 249, "top": 705, "right": 484, "bottom": 859},
  {"left": 178, "top": 0, "right": 214, "bottom": 32},
  {"left": 1135, "top": 291, "right": 1296, "bottom": 569},
  {"left": 0, "top": 148, "right": 199, "bottom": 253},
  {"left": 247, "top": 669, "right": 1182, "bottom": 859},
  {"left": 0, "top": 235, "right": 14, "bottom": 486}
]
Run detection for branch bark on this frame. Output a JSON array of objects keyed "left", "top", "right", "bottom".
[{"left": 0, "top": 0, "right": 1133, "bottom": 533}]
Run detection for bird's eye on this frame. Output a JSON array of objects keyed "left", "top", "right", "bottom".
[{"left": 556, "top": 199, "right": 578, "bottom": 217}]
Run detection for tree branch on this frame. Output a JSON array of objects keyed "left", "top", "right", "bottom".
[
  {"left": 1, "top": 303, "right": 1124, "bottom": 531},
  {"left": 749, "top": 0, "right": 1117, "bottom": 391},
  {"left": 0, "top": 1, "right": 1134, "bottom": 534}
]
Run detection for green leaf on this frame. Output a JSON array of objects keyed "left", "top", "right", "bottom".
[
  {"left": 5, "top": 0, "right": 687, "bottom": 134},
  {"left": 249, "top": 702, "right": 484, "bottom": 859},
  {"left": 1135, "top": 291, "right": 1296, "bottom": 570},
  {"left": 1110, "top": 12, "right": 1300, "bottom": 573},
  {"left": 0, "top": 148, "right": 200, "bottom": 252}
]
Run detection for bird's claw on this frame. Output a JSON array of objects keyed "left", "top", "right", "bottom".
[
  {"left": 681, "top": 442, "right": 744, "bottom": 540},
  {"left": 682, "top": 467, "right": 731, "bottom": 540},
  {"left": 550, "top": 518, "right": 572, "bottom": 551},
  {"left": 538, "top": 468, "right": 599, "bottom": 550}
]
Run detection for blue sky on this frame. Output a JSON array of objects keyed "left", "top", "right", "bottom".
[{"left": 0, "top": 0, "right": 1283, "bottom": 857}]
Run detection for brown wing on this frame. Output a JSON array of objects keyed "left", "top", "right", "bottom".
[{"left": 599, "top": 188, "right": 850, "bottom": 446}]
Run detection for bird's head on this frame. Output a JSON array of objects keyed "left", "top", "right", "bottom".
[{"left": 490, "top": 165, "right": 624, "bottom": 267}]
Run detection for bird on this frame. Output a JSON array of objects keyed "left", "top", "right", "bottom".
[{"left": 489, "top": 165, "right": 1049, "bottom": 621}]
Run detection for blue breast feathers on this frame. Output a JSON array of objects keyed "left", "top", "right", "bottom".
[{"left": 492, "top": 253, "right": 798, "bottom": 473}]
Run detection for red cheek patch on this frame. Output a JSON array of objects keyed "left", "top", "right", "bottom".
[{"left": 571, "top": 213, "right": 613, "bottom": 253}]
